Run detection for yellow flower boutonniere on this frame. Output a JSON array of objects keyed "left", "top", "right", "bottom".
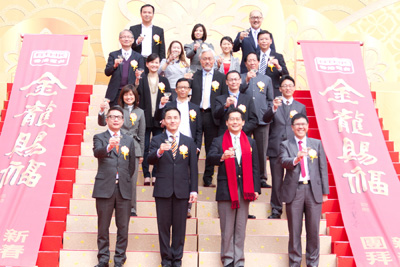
[
  {"left": 257, "top": 81, "right": 265, "bottom": 93},
  {"left": 268, "top": 56, "right": 275, "bottom": 72},
  {"left": 189, "top": 109, "right": 197, "bottom": 121},
  {"left": 153, "top": 34, "right": 161, "bottom": 45},
  {"left": 238, "top": 104, "right": 246, "bottom": 113},
  {"left": 121, "top": 146, "right": 129, "bottom": 160},
  {"left": 211, "top": 81, "right": 219, "bottom": 92},
  {"left": 201, "top": 44, "right": 208, "bottom": 50},
  {"left": 158, "top": 82, "right": 165, "bottom": 93},
  {"left": 308, "top": 149, "right": 318, "bottom": 163},
  {"left": 179, "top": 144, "right": 189, "bottom": 159},
  {"left": 289, "top": 110, "right": 298, "bottom": 118},
  {"left": 130, "top": 60, "right": 138, "bottom": 70},
  {"left": 130, "top": 113, "right": 137, "bottom": 126}
]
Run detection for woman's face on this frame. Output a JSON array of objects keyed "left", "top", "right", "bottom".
[
  {"left": 170, "top": 43, "right": 182, "bottom": 56},
  {"left": 123, "top": 90, "right": 135, "bottom": 105},
  {"left": 220, "top": 40, "right": 233, "bottom": 54},
  {"left": 146, "top": 57, "right": 160, "bottom": 73},
  {"left": 194, "top": 26, "right": 204, "bottom": 40}
]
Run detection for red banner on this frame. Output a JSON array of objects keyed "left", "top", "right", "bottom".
[
  {"left": 300, "top": 41, "right": 400, "bottom": 266},
  {"left": 0, "top": 34, "right": 84, "bottom": 266}
]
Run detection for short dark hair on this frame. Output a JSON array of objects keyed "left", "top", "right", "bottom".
[
  {"left": 175, "top": 78, "right": 191, "bottom": 88},
  {"left": 226, "top": 70, "right": 241, "bottom": 80},
  {"left": 146, "top": 53, "right": 160, "bottom": 63},
  {"left": 257, "top": 30, "right": 272, "bottom": 40},
  {"left": 140, "top": 4, "right": 154, "bottom": 13},
  {"left": 107, "top": 105, "right": 124, "bottom": 118},
  {"left": 291, "top": 113, "right": 308, "bottom": 125},
  {"left": 118, "top": 84, "right": 139, "bottom": 108},
  {"left": 280, "top": 75, "right": 295, "bottom": 87},
  {"left": 244, "top": 52, "right": 259, "bottom": 62},
  {"left": 225, "top": 108, "right": 245, "bottom": 121},
  {"left": 164, "top": 107, "right": 181, "bottom": 119},
  {"left": 191, "top": 24, "right": 207, "bottom": 41}
]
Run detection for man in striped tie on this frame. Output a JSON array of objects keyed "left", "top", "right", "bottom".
[{"left": 148, "top": 107, "right": 198, "bottom": 267}]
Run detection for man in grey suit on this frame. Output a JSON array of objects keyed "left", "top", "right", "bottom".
[
  {"left": 240, "top": 52, "right": 273, "bottom": 189},
  {"left": 92, "top": 106, "right": 136, "bottom": 267},
  {"left": 148, "top": 107, "right": 198, "bottom": 267},
  {"left": 207, "top": 108, "right": 260, "bottom": 267},
  {"left": 263, "top": 75, "right": 306, "bottom": 219},
  {"left": 279, "top": 113, "right": 329, "bottom": 267}
]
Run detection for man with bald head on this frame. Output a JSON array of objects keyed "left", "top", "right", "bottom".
[
  {"left": 233, "top": 10, "right": 276, "bottom": 73},
  {"left": 190, "top": 48, "right": 228, "bottom": 187}
]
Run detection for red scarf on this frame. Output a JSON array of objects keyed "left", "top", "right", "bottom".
[{"left": 222, "top": 130, "right": 255, "bottom": 209}]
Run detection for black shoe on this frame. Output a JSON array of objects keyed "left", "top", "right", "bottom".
[
  {"left": 172, "top": 261, "right": 182, "bottom": 267},
  {"left": 94, "top": 262, "right": 109, "bottom": 267},
  {"left": 114, "top": 263, "right": 123, "bottom": 267},
  {"left": 204, "top": 183, "right": 216, "bottom": 187},
  {"left": 248, "top": 214, "right": 256, "bottom": 219},
  {"left": 131, "top": 212, "right": 137, "bottom": 216},
  {"left": 260, "top": 181, "right": 272, "bottom": 188},
  {"left": 268, "top": 214, "right": 281, "bottom": 219}
]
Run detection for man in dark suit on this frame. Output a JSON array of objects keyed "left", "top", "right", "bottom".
[
  {"left": 214, "top": 70, "right": 257, "bottom": 136},
  {"left": 130, "top": 4, "right": 165, "bottom": 60},
  {"left": 257, "top": 30, "right": 288, "bottom": 97},
  {"left": 263, "top": 75, "right": 306, "bottom": 219},
  {"left": 189, "top": 48, "right": 228, "bottom": 187},
  {"left": 240, "top": 52, "right": 273, "bottom": 189},
  {"left": 207, "top": 108, "right": 261, "bottom": 267},
  {"left": 279, "top": 113, "right": 329, "bottom": 267},
  {"left": 148, "top": 107, "right": 198, "bottom": 267},
  {"left": 104, "top": 29, "right": 144, "bottom": 107},
  {"left": 233, "top": 10, "right": 276, "bottom": 73},
  {"left": 92, "top": 106, "right": 136, "bottom": 267}
]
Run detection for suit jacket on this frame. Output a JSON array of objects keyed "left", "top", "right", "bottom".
[
  {"left": 92, "top": 131, "right": 136, "bottom": 199},
  {"left": 233, "top": 29, "right": 276, "bottom": 73},
  {"left": 130, "top": 24, "right": 166, "bottom": 59},
  {"left": 207, "top": 134, "right": 261, "bottom": 201},
  {"left": 240, "top": 72, "right": 273, "bottom": 125},
  {"left": 263, "top": 100, "right": 306, "bottom": 157},
  {"left": 154, "top": 101, "right": 203, "bottom": 150},
  {"left": 148, "top": 132, "right": 198, "bottom": 199},
  {"left": 213, "top": 93, "right": 257, "bottom": 136},
  {"left": 257, "top": 50, "right": 289, "bottom": 97},
  {"left": 137, "top": 74, "right": 171, "bottom": 128},
  {"left": 279, "top": 137, "right": 329, "bottom": 204},
  {"left": 216, "top": 55, "right": 240, "bottom": 74},
  {"left": 98, "top": 107, "right": 146, "bottom": 157},
  {"left": 190, "top": 69, "right": 228, "bottom": 126},
  {"left": 184, "top": 41, "right": 215, "bottom": 71},
  {"left": 104, "top": 49, "right": 145, "bottom": 102}
]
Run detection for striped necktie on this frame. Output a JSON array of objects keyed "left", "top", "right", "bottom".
[
  {"left": 259, "top": 53, "right": 267, "bottom": 74},
  {"left": 171, "top": 135, "right": 177, "bottom": 159}
]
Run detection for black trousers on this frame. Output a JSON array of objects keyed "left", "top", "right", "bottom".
[{"left": 201, "top": 110, "right": 219, "bottom": 185}]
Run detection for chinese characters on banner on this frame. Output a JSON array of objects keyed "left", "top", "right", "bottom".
[
  {"left": 0, "top": 35, "right": 84, "bottom": 266},
  {"left": 300, "top": 41, "right": 400, "bottom": 266}
]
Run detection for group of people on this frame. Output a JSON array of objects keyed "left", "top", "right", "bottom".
[{"left": 92, "top": 3, "right": 330, "bottom": 267}]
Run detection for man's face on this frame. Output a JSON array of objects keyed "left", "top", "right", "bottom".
[
  {"left": 279, "top": 79, "right": 296, "bottom": 99},
  {"left": 245, "top": 54, "right": 259, "bottom": 71},
  {"left": 226, "top": 72, "right": 241, "bottom": 92},
  {"left": 258, "top": 33, "right": 272, "bottom": 51},
  {"left": 106, "top": 110, "right": 124, "bottom": 132},
  {"left": 164, "top": 109, "right": 181, "bottom": 133},
  {"left": 226, "top": 112, "right": 244, "bottom": 135},
  {"left": 175, "top": 81, "right": 191, "bottom": 99},
  {"left": 291, "top": 117, "right": 309, "bottom": 139},
  {"left": 141, "top": 6, "right": 154, "bottom": 24},
  {"left": 119, "top": 31, "right": 134, "bottom": 48},
  {"left": 200, "top": 51, "right": 215, "bottom": 72},
  {"left": 249, "top": 10, "right": 263, "bottom": 30}
]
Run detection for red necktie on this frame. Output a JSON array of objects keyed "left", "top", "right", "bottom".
[
  {"left": 298, "top": 140, "right": 306, "bottom": 178},
  {"left": 171, "top": 135, "right": 177, "bottom": 159}
]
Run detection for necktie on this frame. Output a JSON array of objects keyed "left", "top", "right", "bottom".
[
  {"left": 298, "top": 140, "right": 306, "bottom": 178},
  {"left": 114, "top": 133, "right": 119, "bottom": 153},
  {"left": 234, "top": 136, "right": 241, "bottom": 164},
  {"left": 259, "top": 53, "right": 267, "bottom": 74},
  {"left": 286, "top": 100, "right": 290, "bottom": 105},
  {"left": 202, "top": 72, "right": 212, "bottom": 109},
  {"left": 171, "top": 135, "right": 177, "bottom": 159},
  {"left": 124, "top": 52, "right": 129, "bottom": 60}
]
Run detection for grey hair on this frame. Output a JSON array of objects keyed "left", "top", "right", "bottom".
[
  {"left": 199, "top": 47, "right": 216, "bottom": 57},
  {"left": 119, "top": 29, "right": 134, "bottom": 39}
]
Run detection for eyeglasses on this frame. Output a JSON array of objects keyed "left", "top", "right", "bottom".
[
  {"left": 250, "top": 16, "right": 263, "bottom": 20},
  {"left": 176, "top": 86, "right": 190, "bottom": 90},
  {"left": 107, "top": 115, "right": 123, "bottom": 120},
  {"left": 293, "top": 123, "right": 308, "bottom": 127},
  {"left": 280, "top": 84, "right": 294, "bottom": 89},
  {"left": 227, "top": 78, "right": 241, "bottom": 82},
  {"left": 120, "top": 36, "right": 133, "bottom": 39}
]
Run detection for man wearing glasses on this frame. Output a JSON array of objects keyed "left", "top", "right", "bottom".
[
  {"left": 263, "top": 75, "right": 306, "bottom": 219},
  {"left": 233, "top": 10, "right": 276, "bottom": 73},
  {"left": 104, "top": 29, "right": 144, "bottom": 107},
  {"left": 92, "top": 106, "right": 136, "bottom": 267}
]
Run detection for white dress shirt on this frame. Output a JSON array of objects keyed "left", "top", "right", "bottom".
[
  {"left": 294, "top": 136, "right": 310, "bottom": 182},
  {"left": 140, "top": 24, "right": 153, "bottom": 57},
  {"left": 200, "top": 69, "right": 214, "bottom": 109},
  {"left": 176, "top": 99, "right": 192, "bottom": 138}
]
